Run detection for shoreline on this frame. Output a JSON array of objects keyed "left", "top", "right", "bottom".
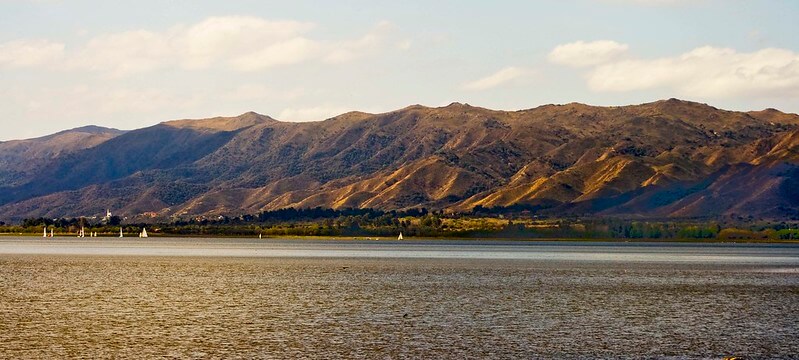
[{"left": 2, "top": 233, "right": 798, "bottom": 244}]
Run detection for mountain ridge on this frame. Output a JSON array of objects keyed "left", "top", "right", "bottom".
[
  {"left": 0, "top": 125, "right": 126, "bottom": 188},
  {"left": 1, "top": 99, "right": 798, "bottom": 222}
]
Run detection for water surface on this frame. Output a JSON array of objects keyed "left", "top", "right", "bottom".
[
  {"left": 1, "top": 238, "right": 797, "bottom": 358},
  {"left": 2, "top": 237, "right": 798, "bottom": 263}
]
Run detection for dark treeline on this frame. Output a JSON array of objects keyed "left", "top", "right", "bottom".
[
  {"left": 172, "top": 207, "right": 429, "bottom": 225},
  {"left": 21, "top": 216, "right": 121, "bottom": 228},
  {"left": 470, "top": 203, "right": 552, "bottom": 216},
  {"left": 4, "top": 206, "right": 799, "bottom": 240}
]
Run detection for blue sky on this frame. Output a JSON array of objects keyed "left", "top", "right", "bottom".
[{"left": 1, "top": 0, "right": 798, "bottom": 140}]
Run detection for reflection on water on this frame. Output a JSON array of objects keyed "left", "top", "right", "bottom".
[
  {"left": 1, "top": 237, "right": 799, "bottom": 264},
  {"left": 0, "top": 238, "right": 797, "bottom": 358}
]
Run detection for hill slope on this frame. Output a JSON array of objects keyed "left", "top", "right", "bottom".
[
  {"left": 0, "top": 99, "right": 797, "bottom": 221},
  {"left": 0, "top": 126, "right": 126, "bottom": 187}
]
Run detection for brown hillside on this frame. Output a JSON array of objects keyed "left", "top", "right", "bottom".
[
  {"left": 0, "top": 99, "right": 797, "bottom": 221},
  {"left": 0, "top": 126, "right": 125, "bottom": 187}
]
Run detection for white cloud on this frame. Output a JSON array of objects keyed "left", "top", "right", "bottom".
[
  {"left": 1, "top": 16, "right": 397, "bottom": 76},
  {"left": 461, "top": 67, "right": 531, "bottom": 91},
  {"left": 278, "top": 105, "right": 354, "bottom": 121},
  {"left": 587, "top": 46, "right": 799, "bottom": 98},
  {"left": 548, "top": 40, "right": 629, "bottom": 67},
  {"left": 178, "top": 16, "right": 318, "bottom": 71},
  {"left": 229, "top": 37, "right": 320, "bottom": 71},
  {"left": 73, "top": 30, "right": 172, "bottom": 76},
  {"left": 0, "top": 39, "right": 64, "bottom": 68},
  {"left": 67, "top": 16, "right": 321, "bottom": 76},
  {"left": 181, "top": 17, "right": 315, "bottom": 58}
]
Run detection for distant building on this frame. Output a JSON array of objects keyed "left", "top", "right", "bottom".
[{"left": 102, "top": 209, "right": 113, "bottom": 224}]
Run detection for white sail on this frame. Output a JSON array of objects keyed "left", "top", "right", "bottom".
[
  {"left": 398, "top": 232, "right": 403, "bottom": 240},
  {"left": 50, "top": 228, "right": 54, "bottom": 237},
  {"left": 119, "top": 228, "right": 123, "bottom": 238},
  {"left": 43, "top": 226, "right": 47, "bottom": 238},
  {"left": 140, "top": 228, "right": 148, "bottom": 238}
]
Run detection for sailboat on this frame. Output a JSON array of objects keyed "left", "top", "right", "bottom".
[
  {"left": 119, "top": 228, "right": 123, "bottom": 238},
  {"left": 78, "top": 227, "right": 85, "bottom": 238},
  {"left": 398, "top": 232, "right": 403, "bottom": 240},
  {"left": 139, "top": 228, "right": 148, "bottom": 238},
  {"left": 43, "top": 226, "right": 47, "bottom": 238},
  {"left": 259, "top": 233, "right": 262, "bottom": 239},
  {"left": 50, "top": 228, "right": 54, "bottom": 237}
]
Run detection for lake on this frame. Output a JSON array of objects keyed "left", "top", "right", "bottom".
[{"left": 1, "top": 237, "right": 797, "bottom": 358}]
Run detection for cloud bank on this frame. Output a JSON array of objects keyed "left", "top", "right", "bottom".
[
  {"left": 0, "top": 16, "right": 402, "bottom": 76},
  {"left": 548, "top": 40, "right": 629, "bottom": 67},
  {"left": 551, "top": 41, "right": 799, "bottom": 99}
]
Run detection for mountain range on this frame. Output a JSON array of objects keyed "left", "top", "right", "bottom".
[{"left": 1, "top": 98, "right": 798, "bottom": 222}]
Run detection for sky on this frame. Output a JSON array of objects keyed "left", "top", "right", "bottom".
[{"left": 1, "top": 0, "right": 798, "bottom": 140}]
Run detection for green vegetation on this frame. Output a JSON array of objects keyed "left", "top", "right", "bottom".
[{"left": 2, "top": 207, "right": 799, "bottom": 241}]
